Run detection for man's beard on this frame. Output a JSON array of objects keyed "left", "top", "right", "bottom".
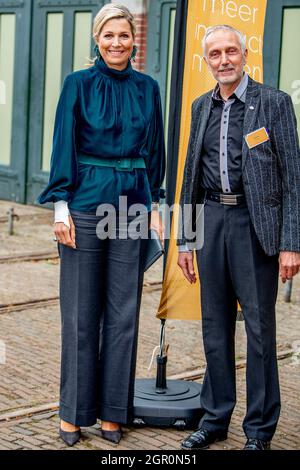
[{"left": 217, "top": 69, "right": 243, "bottom": 85}]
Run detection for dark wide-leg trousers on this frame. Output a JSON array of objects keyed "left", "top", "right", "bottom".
[
  {"left": 57, "top": 210, "right": 147, "bottom": 426},
  {"left": 196, "top": 200, "right": 281, "bottom": 441}
]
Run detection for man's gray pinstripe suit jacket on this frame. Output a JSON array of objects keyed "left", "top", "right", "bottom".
[{"left": 177, "top": 76, "right": 300, "bottom": 256}]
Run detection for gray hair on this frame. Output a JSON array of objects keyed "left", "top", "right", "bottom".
[
  {"left": 202, "top": 25, "right": 246, "bottom": 57},
  {"left": 93, "top": 3, "right": 136, "bottom": 41}
]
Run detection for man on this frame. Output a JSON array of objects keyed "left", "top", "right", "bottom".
[{"left": 177, "top": 25, "right": 300, "bottom": 450}]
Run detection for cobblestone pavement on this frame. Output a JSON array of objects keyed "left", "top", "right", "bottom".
[
  {"left": 0, "top": 201, "right": 299, "bottom": 450},
  {"left": 0, "top": 359, "right": 299, "bottom": 451}
]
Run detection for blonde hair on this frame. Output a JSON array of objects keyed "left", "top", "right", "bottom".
[{"left": 93, "top": 3, "right": 136, "bottom": 42}]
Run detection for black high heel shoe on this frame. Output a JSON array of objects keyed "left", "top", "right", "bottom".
[
  {"left": 59, "top": 427, "right": 81, "bottom": 446},
  {"left": 100, "top": 428, "right": 122, "bottom": 444}
]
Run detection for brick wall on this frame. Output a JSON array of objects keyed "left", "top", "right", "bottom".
[{"left": 133, "top": 11, "right": 148, "bottom": 72}]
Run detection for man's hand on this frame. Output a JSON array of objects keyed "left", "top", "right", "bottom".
[
  {"left": 279, "top": 251, "right": 300, "bottom": 283},
  {"left": 177, "top": 251, "right": 197, "bottom": 284}
]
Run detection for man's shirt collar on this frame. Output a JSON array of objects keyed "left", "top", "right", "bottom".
[{"left": 212, "top": 73, "right": 248, "bottom": 104}]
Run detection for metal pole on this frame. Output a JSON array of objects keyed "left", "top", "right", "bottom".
[
  {"left": 155, "top": 319, "right": 167, "bottom": 392},
  {"left": 7, "top": 208, "right": 14, "bottom": 235},
  {"left": 284, "top": 279, "right": 293, "bottom": 303},
  {"left": 7, "top": 207, "right": 19, "bottom": 235}
]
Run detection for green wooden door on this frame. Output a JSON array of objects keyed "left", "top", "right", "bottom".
[
  {"left": 264, "top": 0, "right": 300, "bottom": 135},
  {"left": 146, "top": 0, "right": 177, "bottom": 126},
  {"left": 26, "top": 0, "right": 107, "bottom": 205},
  {"left": 146, "top": 0, "right": 176, "bottom": 196},
  {"left": 0, "top": 0, "right": 31, "bottom": 203}
]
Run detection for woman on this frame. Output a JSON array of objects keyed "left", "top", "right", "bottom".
[{"left": 38, "top": 3, "right": 165, "bottom": 446}]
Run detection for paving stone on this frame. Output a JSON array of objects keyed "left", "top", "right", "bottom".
[{"left": 10, "top": 426, "right": 34, "bottom": 436}]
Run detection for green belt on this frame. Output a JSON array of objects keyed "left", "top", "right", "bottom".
[{"left": 77, "top": 154, "right": 146, "bottom": 171}]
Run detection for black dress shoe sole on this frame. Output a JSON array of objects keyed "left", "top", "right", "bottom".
[
  {"left": 243, "top": 444, "right": 271, "bottom": 450},
  {"left": 181, "top": 435, "right": 228, "bottom": 450},
  {"left": 243, "top": 438, "right": 271, "bottom": 450}
]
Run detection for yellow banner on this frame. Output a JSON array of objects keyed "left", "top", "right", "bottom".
[{"left": 157, "top": 0, "right": 267, "bottom": 320}]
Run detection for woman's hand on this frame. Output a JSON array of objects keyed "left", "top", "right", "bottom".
[
  {"left": 54, "top": 215, "right": 76, "bottom": 249},
  {"left": 150, "top": 210, "right": 164, "bottom": 242}
]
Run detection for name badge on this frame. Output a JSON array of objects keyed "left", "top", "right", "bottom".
[{"left": 245, "top": 127, "right": 269, "bottom": 149}]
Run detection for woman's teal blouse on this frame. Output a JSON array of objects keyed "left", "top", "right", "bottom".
[{"left": 37, "top": 58, "right": 166, "bottom": 211}]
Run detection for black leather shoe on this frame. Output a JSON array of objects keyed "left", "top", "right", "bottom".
[
  {"left": 100, "top": 428, "right": 122, "bottom": 444},
  {"left": 244, "top": 438, "right": 271, "bottom": 450},
  {"left": 59, "top": 428, "right": 81, "bottom": 446},
  {"left": 181, "top": 427, "right": 228, "bottom": 450}
]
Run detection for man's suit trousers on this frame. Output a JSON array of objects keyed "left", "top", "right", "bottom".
[{"left": 196, "top": 199, "right": 280, "bottom": 441}]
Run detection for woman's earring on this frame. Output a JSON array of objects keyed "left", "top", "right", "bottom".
[
  {"left": 94, "top": 44, "right": 101, "bottom": 60},
  {"left": 131, "top": 45, "right": 137, "bottom": 62}
]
